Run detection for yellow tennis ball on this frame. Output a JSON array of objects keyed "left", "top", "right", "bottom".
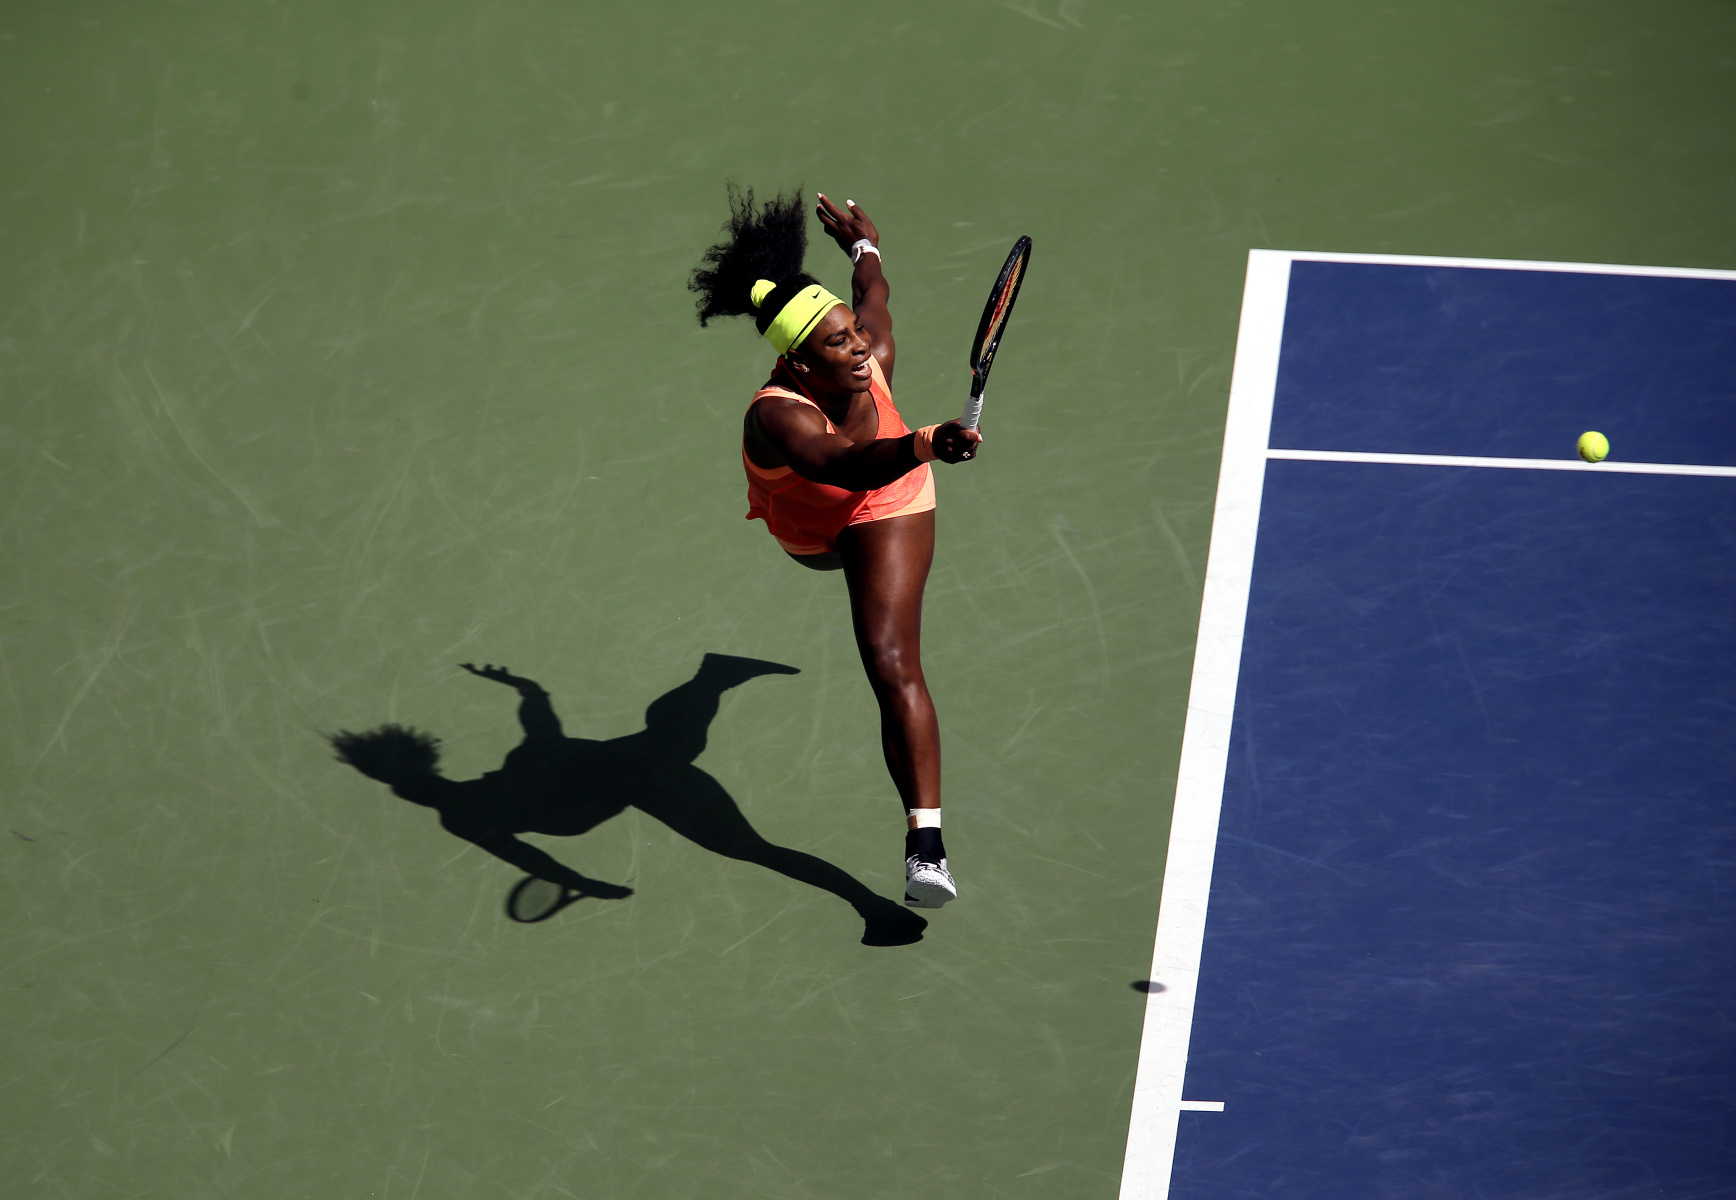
[{"left": 1577, "top": 431, "right": 1609, "bottom": 463}]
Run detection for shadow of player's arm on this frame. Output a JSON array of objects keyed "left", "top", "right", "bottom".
[
  {"left": 459, "top": 831, "right": 632, "bottom": 900},
  {"left": 512, "top": 687, "right": 564, "bottom": 744},
  {"left": 460, "top": 662, "right": 564, "bottom": 743}
]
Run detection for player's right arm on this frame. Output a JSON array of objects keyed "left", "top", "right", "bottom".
[
  {"left": 751, "top": 395, "right": 922, "bottom": 491},
  {"left": 751, "top": 395, "right": 980, "bottom": 487}
]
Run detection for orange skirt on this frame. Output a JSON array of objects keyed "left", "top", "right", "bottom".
[
  {"left": 743, "top": 356, "right": 935, "bottom": 556},
  {"left": 759, "top": 465, "right": 935, "bottom": 557}
]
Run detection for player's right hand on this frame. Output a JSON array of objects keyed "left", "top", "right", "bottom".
[{"left": 931, "top": 420, "right": 983, "bottom": 463}]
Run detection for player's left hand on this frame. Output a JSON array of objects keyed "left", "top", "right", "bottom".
[
  {"left": 816, "top": 193, "right": 880, "bottom": 257},
  {"left": 931, "top": 420, "right": 982, "bottom": 464}
]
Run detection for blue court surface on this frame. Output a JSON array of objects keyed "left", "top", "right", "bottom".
[{"left": 1119, "top": 253, "right": 1736, "bottom": 1199}]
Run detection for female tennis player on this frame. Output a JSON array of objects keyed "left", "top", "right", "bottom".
[{"left": 690, "top": 187, "right": 980, "bottom": 909}]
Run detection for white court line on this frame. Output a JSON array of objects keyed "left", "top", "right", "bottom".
[
  {"left": 1284, "top": 248, "right": 1736, "bottom": 282},
  {"left": 1116, "top": 251, "right": 1290, "bottom": 1200},
  {"left": 1117, "top": 248, "right": 1736, "bottom": 1200},
  {"left": 1269, "top": 448, "right": 1736, "bottom": 478}
]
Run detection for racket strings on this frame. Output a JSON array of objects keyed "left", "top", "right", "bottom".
[{"left": 971, "top": 248, "right": 1030, "bottom": 373}]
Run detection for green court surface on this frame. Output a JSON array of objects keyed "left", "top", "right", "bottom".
[{"left": 2, "top": 2, "right": 1730, "bottom": 1197}]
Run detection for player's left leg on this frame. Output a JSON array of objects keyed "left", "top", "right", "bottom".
[{"left": 836, "top": 509, "right": 957, "bottom": 908}]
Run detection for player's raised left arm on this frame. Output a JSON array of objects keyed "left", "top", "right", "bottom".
[{"left": 817, "top": 193, "right": 894, "bottom": 382}]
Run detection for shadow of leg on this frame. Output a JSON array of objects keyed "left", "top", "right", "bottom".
[
  {"left": 636, "top": 766, "right": 926, "bottom": 947},
  {"left": 741, "top": 842, "right": 927, "bottom": 947},
  {"left": 639, "top": 655, "right": 801, "bottom": 765}
]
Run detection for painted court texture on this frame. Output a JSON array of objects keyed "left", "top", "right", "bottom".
[{"left": 3, "top": 3, "right": 1733, "bottom": 1198}]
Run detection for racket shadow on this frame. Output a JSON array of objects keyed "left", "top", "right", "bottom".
[
  {"left": 505, "top": 875, "right": 581, "bottom": 923},
  {"left": 329, "top": 653, "right": 927, "bottom": 948}
]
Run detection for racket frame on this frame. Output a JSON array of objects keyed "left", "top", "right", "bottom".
[{"left": 960, "top": 235, "right": 1032, "bottom": 430}]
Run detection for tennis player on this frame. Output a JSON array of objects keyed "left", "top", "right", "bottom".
[{"left": 690, "top": 187, "right": 979, "bottom": 909}]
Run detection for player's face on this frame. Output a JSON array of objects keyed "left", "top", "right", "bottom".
[{"left": 796, "top": 305, "right": 873, "bottom": 394}]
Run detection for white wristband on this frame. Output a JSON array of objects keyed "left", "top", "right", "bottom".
[{"left": 850, "top": 239, "right": 881, "bottom": 264}]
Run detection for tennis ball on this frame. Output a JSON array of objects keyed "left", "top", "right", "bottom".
[{"left": 1577, "top": 431, "right": 1609, "bottom": 463}]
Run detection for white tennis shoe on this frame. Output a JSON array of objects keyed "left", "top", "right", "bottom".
[{"left": 904, "top": 855, "right": 958, "bottom": 909}]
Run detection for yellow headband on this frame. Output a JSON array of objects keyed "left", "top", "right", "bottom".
[{"left": 753, "top": 278, "right": 848, "bottom": 356}]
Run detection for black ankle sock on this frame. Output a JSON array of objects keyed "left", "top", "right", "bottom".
[{"left": 906, "top": 827, "right": 945, "bottom": 863}]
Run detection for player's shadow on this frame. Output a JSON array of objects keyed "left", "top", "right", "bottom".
[{"left": 328, "top": 654, "right": 926, "bottom": 947}]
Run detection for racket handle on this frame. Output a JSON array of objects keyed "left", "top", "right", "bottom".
[{"left": 960, "top": 391, "right": 985, "bottom": 431}]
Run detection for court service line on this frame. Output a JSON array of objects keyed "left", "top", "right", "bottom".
[
  {"left": 1117, "top": 251, "right": 1291, "bottom": 1200},
  {"left": 1268, "top": 448, "right": 1736, "bottom": 478}
]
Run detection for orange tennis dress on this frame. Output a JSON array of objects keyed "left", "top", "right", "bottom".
[{"left": 743, "top": 356, "right": 936, "bottom": 556}]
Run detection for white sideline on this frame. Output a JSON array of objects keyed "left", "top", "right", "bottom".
[
  {"left": 1117, "top": 248, "right": 1736, "bottom": 1200},
  {"left": 1116, "top": 250, "right": 1290, "bottom": 1200}
]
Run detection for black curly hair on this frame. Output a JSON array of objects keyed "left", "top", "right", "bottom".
[
  {"left": 328, "top": 724, "right": 442, "bottom": 786},
  {"left": 689, "top": 184, "right": 820, "bottom": 336}
]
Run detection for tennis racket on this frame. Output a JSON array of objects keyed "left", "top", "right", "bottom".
[{"left": 960, "top": 235, "right": 1032, "bottom": 431}]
